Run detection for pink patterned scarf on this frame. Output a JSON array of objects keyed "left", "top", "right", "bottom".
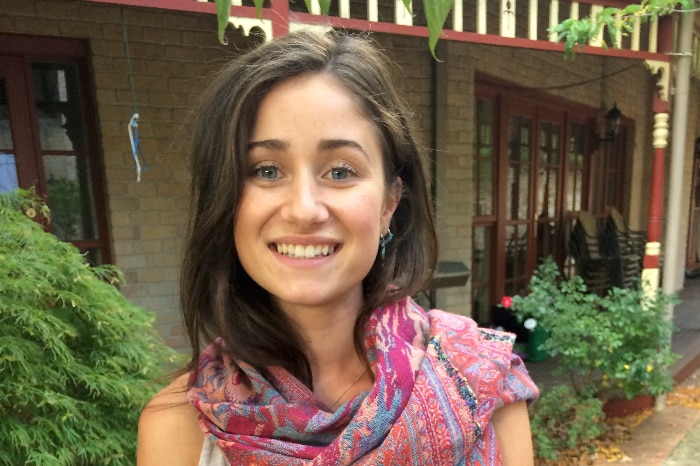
[{"left": 188, "top": 297, "right": 538, "bottom": 464}]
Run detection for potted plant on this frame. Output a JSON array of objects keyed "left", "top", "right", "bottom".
[{"left": 508, "top": 256, "right": 678, "bottom": 402}]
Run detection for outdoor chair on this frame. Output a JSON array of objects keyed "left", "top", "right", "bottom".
[
  {"left": 603, "top": 207, "right": 646, "bottom": 288},
  {"left": 569, "top": 210, "right": 616, "bottom": 294}
]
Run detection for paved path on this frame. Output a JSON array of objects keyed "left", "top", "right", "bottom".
[
  {"left": 597, "top": 367, "right": 700, "bottom": 465},
  {"left": 664, "top": 417, "right": 700, "bottom": 465}
]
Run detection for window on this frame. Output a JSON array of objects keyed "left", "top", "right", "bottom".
[{"left": 0, "top": 35, "right": 110, "bottom": 264}]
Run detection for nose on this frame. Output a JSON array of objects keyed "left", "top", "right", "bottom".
[{"left": 280, "top": 175, "right": 329, "bottom": 227}]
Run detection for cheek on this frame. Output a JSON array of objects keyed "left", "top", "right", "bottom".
[
  {"left": 233, "top": 190, "right": 258, "bottom": 247},
  {"left": 344, "top": 194, "right": 384, "bottom": 240}
]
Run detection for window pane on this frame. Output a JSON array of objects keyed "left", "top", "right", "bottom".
[
  {"left": 43, "top": 155, "right": 97, "bottom": 241},
  {"left": 33, "top": 63, "right": 85, "bottom": 151},
  {"left": 472, "top": 225, "right": 493, "bottom": 323},
  {"left": 507, "top": 116, "right": 532, "bottom": 220},
  {"left": 0, "top": 152, "right": 18, "bottom": 192},
  {"left": 0, "top": 79, "right": 18, "bottom": 192},
  {"left": 537, "top": 122, "right": 560, "bottom": 218},
  {"left": 477, "top": 162, "right": 493, "bottom": 215},
  {"left": 504, "top": 224, "right": 529, "bottom": 296},
  {"left": 0, "top": 78, "right": 12, "bottom": 149},
  {"left": 567, "top": 123, "right": 586, "bottom": 212},
  {"left": 475, "top": 100, "right": 495, "bottom": 216}
]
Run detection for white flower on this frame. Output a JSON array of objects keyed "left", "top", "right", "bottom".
[{"left": 524, "top": 318, "right": 538, "bottom": 330}]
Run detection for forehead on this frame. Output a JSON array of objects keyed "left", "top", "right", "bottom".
[
  {"left": 261, "top": 72, "right": 363, "bottom": 114},
  {"left": 252, "top": 73, "right": 381, "bottom": 142}
]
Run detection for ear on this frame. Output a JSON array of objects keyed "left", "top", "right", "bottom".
[{"left": 381, "top": 177, "right": 402, "bottom": 230}]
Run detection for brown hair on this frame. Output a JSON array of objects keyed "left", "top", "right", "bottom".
[{"left": 181, "top": 30, "right": 437, "bottom": 385}]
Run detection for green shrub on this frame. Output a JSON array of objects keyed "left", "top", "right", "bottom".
[
  {"left": 530, "top": 385, "right": 604, "bottom": 460},
  {"left": 510, "top": 257, "right": 678, "bottom": 399},
  {"left": 0, "top": 189, "right": 183, "bottom": 466}
]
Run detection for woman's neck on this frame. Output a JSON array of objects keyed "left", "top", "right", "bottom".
[
  {"left": 280, "top": 297, "right": 363, "bottom": 369},
  {"left": 274, "top": 290, "right": 373, "bottom": 406}
]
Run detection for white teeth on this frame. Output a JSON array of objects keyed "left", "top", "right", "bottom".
[
  {"left": 304, "top": 245, "right": 315, "bottom": 258},
  {"left": 275, "top": 243, "right": 336, "bottom": 258}
]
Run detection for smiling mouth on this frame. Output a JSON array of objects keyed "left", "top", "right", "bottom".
[{"left": 274, "top": 243, "right": 338, "bottom": 259}]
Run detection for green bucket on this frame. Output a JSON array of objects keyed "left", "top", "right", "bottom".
[{"left": 527, "top": 324, "right": 549, "bottom": 362}]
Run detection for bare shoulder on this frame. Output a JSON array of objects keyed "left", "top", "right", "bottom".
[
  {"left": 491, "top": 400, "right": 534, "bottom": 466},
  {"left": 137, "top": 373, "right": 205, "bottom": 466}
]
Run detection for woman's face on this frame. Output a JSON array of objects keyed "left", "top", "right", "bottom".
[{"left": 234, "top": 73, "right": 400, "bottom": 314}]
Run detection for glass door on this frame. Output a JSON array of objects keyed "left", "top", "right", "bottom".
[
  {"left": 503, "top": 111, "right": 535, "bottom": 297},
  {"left": 499, "top": 97, "right": 564, "bottom": 297},
  {"left": 473, "top": 84, "right": 599, "bottom": 318},
  {"left": 500, "top": 100, "right": 594, "bottom": 298},
  {"left": 501, "top": 105, "right": 576, "bottom": 296}
]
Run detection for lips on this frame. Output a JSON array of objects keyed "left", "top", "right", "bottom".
[{"left": 274, "top": 243, "right": 337, "bottom": 258}]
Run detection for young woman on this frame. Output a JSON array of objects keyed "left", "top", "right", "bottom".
[{"left": 138, "top": 30, "right": 538, "bottom": 465}]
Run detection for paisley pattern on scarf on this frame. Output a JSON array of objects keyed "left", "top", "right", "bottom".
[{"left": 188, "top": 297, "right": 538, "bottom": 465}]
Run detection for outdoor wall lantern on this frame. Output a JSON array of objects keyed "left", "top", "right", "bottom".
[{"left": 597, "top": 103, "right": 623, "bottom": 146}]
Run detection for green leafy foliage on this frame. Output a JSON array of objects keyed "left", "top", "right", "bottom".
[
  {"left": 552, "top": 0, "right": 697, "bottom": 59},
  {"left": 216, "top": 0, "right": 233, "bottom": 45},
  {"left": 422, "top": 0, "right": 453, "bottom": 58},
  {"left": 529, "top": 386, "right": 605, "bottom": 460},
  {"left": 0, "top": 189, "right": 183, "bottom": 466},
  {"left": 304, "top": 0, "right": 331, "bottom": 15},
  {"left": 511, "top": 257, "right": 678, "bottom": 399}
]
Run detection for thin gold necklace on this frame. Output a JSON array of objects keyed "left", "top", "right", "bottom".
[{"left": 327, "top": 366, "right": 368, "bottom": 410}]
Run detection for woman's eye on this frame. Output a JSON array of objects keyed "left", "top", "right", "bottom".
[
  {"left": 256, "top": 165, "right": 278, "bottom": 180},
  {"left": 330, "top": 167, "right": 349, "bottom": 180},
  {"left": 329, "top": 163, "right": 357, "bottom": 181}
]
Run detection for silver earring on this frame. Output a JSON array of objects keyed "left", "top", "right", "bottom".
[{"left": 379, "top": 228, "right": 394, "bottom": 261}]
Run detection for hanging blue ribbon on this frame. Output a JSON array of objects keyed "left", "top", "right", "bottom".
[{"left": 128, "top": 113, "right": 143, "bottom": 182}]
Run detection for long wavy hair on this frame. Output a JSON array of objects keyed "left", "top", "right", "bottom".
[{"left": 182, "top": 30, "right": 437, "bottom": 386}]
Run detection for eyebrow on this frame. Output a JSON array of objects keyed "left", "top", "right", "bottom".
[
  {"left": 247, "top": 138, "right": 369, "bottom": 160},
  {"left": 247, "top": 139, "right": 288, "bottom": 151},
  {"left": 318, "top": 139, "right": 369, "bottom": 160}
]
